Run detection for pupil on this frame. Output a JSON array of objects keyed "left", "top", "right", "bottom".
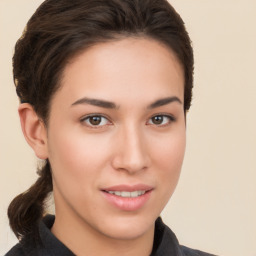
[
  {"left": 153, "top": 116, "right": 163, "bottom": 124},
  {"left": 90, "top": 116, "right": 101, "bottom": 125}
]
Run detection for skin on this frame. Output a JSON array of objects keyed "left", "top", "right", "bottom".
[{"left": 19, "top": 38, "right": 186, "bottom": 256}]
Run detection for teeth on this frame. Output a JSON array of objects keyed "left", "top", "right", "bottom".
[{"left": 107, "top": 191, "right": 146, "bottom": 198}]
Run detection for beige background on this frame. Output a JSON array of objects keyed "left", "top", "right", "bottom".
[{"left": 1, "top": 0, "right": 255, "bottom": 255}]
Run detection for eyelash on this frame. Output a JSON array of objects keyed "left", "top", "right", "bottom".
[
  {"left": 147, "top": 114, "right": 176, "bottom": 127},
  {"left": 80, "top": 113, "right": 176, "bottom": 128},
  {"left": 80, "top": 114, "right": 112, "bottom": 128}
]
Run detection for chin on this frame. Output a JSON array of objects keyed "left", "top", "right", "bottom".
[{"left": 97, "top": 214, "right": 156, "bottom": 240}]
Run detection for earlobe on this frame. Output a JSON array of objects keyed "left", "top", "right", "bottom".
[{"left": 18, "top": 103, "right": 48, "bottom": 159}]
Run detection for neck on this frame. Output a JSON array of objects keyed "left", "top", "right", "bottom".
[{"left": 51, "top": 207, "right": 155, "bottom": 256}]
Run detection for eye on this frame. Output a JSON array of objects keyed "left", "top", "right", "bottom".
[
  {"left": 148, "top": 114, "right": 175, "bottom": 126},
  {"left": 81, "top": 115, "right": 111, "bottom": 127}
]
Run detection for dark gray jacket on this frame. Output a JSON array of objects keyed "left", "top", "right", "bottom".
[{"left": 6, "top": 215, "right": 217, "bottom": 256}]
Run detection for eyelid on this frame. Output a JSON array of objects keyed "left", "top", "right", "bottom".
[
  {"left": 147, "top": 113, "right": 176, "bottom": 126},
  {"left": 80, "top": 113, "right": 112, "bottom": 128},
  {"left": 79, "top": 113, "right": 175, "bottom": 128}
]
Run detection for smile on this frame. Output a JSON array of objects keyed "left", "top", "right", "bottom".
[
  {"left": 106, "top": 190, "right": 146, "bottom": 198},
  {"left": 102, "top": 185, "right": 153, "bottom": 211}
]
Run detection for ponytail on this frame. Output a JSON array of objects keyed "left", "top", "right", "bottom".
[{"left": 7, "top": 160, "right": 53, "bottom": 240}]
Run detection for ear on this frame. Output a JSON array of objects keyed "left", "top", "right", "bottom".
[{"left": 18, "top": 103, "right": 48, "bottom": 159}]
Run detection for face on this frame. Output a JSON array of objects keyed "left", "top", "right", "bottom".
[{"left": 46, "top": 38, "right": 186, "bottom": 241}]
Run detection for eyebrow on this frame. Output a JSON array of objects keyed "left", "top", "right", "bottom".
[
  {"left": 71, "top": 97, "right": 118, "bottom": 109},
  {"left": 71, "top": 96, "right": 182, "bottom": 109},
  {"left": 148, "top": 96, "right": 182, "bottom": 109}
]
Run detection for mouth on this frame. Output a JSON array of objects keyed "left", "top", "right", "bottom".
[
  {"left": 103, "top": 190, "right": 147, "bottom": 198},
  {"left": 101, "top": 184, "right": 153, "bottom": 211}
]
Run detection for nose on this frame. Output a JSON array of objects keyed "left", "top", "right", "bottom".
[{"left": 111, "top": 125, "right": 150, "bottom": 174}]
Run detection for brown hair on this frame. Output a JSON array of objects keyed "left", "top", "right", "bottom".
[{"left": 8, "top": 0, "right": 194, "bottom": 240}]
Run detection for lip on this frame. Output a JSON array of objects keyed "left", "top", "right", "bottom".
[
  {"left": 101, "top": 184, "right": 153, "bottom": 211},
  {"left": 102, "top": 184, "right": 153, "bottom": 192}
]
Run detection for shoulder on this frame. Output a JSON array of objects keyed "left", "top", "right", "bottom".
[
  {"left": 4, "top": 236, "right": 42, "bottom": 256},
  {"left": 5, "top": 243, "right": 25, "bottom": 256},
  {"left": 5, "top": 215, "right": 75, "bottom": 256},
  {"left": 181, "top": 245, "right": 217, "bottom": 256},
  {"left": 153, "top": 217, "right": 217, "bottom": 256}
]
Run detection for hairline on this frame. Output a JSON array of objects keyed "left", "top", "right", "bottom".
[{"left": 44, "top": 34, "right": 186, "bottom": 126}]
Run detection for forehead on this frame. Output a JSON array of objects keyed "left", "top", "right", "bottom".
[{"left": 53, "top": 38, "right": 184, "bottom": 107}]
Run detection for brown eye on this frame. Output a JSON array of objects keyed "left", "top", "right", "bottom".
[
  {"left": 81, "top": 115, "right": 110, "bottom": 127},
  {"left": 148, "top": 115, "right": 175, "bottom": 126},
  {"left": 89, "top": 116, "right": 102, "bottom": 125},
  {"left": 151, "top": 116, "right": 164, "bottom": 125}
]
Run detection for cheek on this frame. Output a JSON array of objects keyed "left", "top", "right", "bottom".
[
  {"left": 151, "top": 128, "right": 186, "bottom": 190},
  {"left": 47, "top": 128, "right": 111, "bottom": 195},
  {"left": 49, "top": 126, "right": 108, "bottom": 167},
  {"left": 152, "top": 128, "right": 186, "bottom": 169}
]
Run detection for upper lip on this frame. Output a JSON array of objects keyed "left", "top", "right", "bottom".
[{"left": 102, "top": 184, "right": 153, "bottom": 192}]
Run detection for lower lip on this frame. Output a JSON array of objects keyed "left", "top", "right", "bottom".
[{"left": 102, "top": 190, "right": 152, "bottom": 211}]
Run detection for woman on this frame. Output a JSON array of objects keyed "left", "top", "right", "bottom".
[{"left": 6, "top": 0, "right": 215, "bottom": 255}]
